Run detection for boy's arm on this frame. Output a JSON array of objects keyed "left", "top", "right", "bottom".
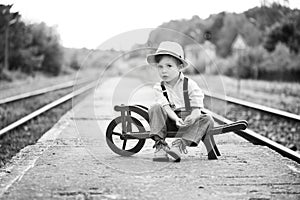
[
  {"left": 183, "top": 79, "right": 204, "bottom": 125},
  {"left": 163, "top": 105, "right": 186, "bottom": 127},
  {"left": 163, "top": 105, "right": 179, "bottom": 121},
  {"left": 188, "top": 80, "right": 204, "bottom": 109},
  {"left": 190, "top": 107, "right": 201, "bottom": 120},
  {"left": 184, "top": 108, "right": 201, "bottom": 126}
]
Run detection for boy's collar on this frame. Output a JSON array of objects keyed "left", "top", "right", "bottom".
[{"left": 179, "top": 72, "right": 185, "bottom": 80}]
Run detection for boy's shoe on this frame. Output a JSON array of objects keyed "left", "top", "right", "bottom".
[
  {"left": 166, "top": 139, "right": 188, "bottom": 162},
  {"left": 153, "top": 140, "right": 169, "bottom": 162}
]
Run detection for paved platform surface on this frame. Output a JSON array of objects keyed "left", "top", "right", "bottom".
[{"left": 0, "top": 77, "right": 300, "bottom": 200}]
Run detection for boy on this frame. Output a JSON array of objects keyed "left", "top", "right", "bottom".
[{"left": 147, "top": 41, "right": 214, "bottom": 162}]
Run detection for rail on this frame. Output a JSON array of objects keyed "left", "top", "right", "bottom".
[
  {"left": 203, "top": 90, "right": 300, "bottom": 121},
  {"left": 0, "top": 78, "right": 93, "bottom": 105},
  {"left": 0, "top": 81, "right": 97, "bottom": 137},
  {"left": 203, "top": 108, "right": 300, "bottom": 164}
]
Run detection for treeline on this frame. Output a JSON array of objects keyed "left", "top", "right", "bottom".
[
  {"left": 147, "top": 3, "right": 300, "bottom": 82},
  {"left": 216, "top": 44, "right": 300, "bottom": 82},
  {"left": 225, "top": 4, "right": 300, "bottom": 82},
  {"left": 0, "top": 4, "right": 63, "bottom": 80}
]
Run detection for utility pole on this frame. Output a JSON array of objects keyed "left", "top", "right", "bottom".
[
  {"left": 232, "top": 34, "right": 247, "bottom": 93},
  {"left": 4, "top": 24, "right": 9, "bottom": 71},
  {"left": 1, "top": 5, "right": 18, "bottom": 72}
]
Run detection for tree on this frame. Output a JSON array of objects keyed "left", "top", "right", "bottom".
[
  {"left": 264, "top": 6, "right": 300, "bottom": 53},
  {"left": 264, "top": 21, "right": 300, "bottom": 53},
  {"left": 0, "top": 4, "right": 64, "bottom": 80},
  {"left": 70, "top": 53, "right": 80, "bottom": 70},
  {"left": 29, "top": 23, "right": 63, "bottom": 75},
  {"left": 0, "top": 4, "right": 20, "bottom": 74}
]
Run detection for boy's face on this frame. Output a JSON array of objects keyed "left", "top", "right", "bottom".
[{"left": 156, "top": 56, "right": 181, "bottom": 82}]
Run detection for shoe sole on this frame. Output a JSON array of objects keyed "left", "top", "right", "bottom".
[
  {"left": 153, "top": 157, "right": 169, "bottom": 162},
  {"left": 166, "top": 151, "right": 181, "bottom": 162}
]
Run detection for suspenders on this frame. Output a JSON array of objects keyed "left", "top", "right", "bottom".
[
  {"left": 160, "top": 77, "right": 191, "bottom": 111},
  {"left": 183, "top": 77, "right": 191, "bottom": 111},
  {"left": 160, "top": 82, "right": 171, "bottom": 106}
]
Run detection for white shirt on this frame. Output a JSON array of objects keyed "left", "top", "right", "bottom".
[{"left": 153, "top": 72, "right": 204, "bottom": 110}]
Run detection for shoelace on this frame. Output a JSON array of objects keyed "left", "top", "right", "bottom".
[{"left": 172, "top": 139, "right": 188, "bottom": 154}]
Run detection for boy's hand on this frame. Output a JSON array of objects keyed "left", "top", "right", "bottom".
[
  {"left": 175, "top": 118, "right": 186, "bottom": 127},
  {"left": 183, "top": 115, "right": 196, "bottom": 126}
]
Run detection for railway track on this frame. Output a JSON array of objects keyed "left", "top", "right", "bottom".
[
  {"left": 203, "top": 91, "right": 300, "bottom": 122},
  {"left": 0, "top": 79, "right": 97, "bottom": 137},
  {"left": 0, "top": 78, "right": 94, "bottom": 105},
  {"left": 0, "top": 80, "right": 97, "bottom": 137},
  {"left": 1, "top": 77, "right": 299, "bottom": 165},
  {"left": 0, "top": 79, "right": 97, "bottom": 167},
  {"left": 203, "top": 91, "right": 300, "bottom": 163}
]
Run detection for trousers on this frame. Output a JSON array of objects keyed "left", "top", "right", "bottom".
[{"left": 149, "top": 104, "right": 214, "bottom": 146}]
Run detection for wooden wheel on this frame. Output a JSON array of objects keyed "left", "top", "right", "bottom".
[{"left": 106, "top": 116, "right": 146, "bottom": 156}]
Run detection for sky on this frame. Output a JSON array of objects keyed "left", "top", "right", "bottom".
[{"left": 2, "top": 0, "right": 300, "bottom": 50}]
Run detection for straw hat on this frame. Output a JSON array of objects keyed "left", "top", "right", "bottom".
[{"left": 147, "top": 41, "right": 188, "bottom": 68}]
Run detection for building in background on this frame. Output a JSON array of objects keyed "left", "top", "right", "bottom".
[{"left": 231, "top": 33, "right": 248, "bottom": 55}]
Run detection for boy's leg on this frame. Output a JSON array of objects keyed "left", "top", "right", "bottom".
[
  {"left": 164, "top": 113, "right": 186, "bottom": 162},
  {"left": 149, "top": 104, "right": 169, "bottom": 139},
  {"left": 166, "top": 114, "right": 214, "bottom": 162},
  {"left": 180, "top": 114, "right": 214, "bottom": 146},
  {"left": 149, "top": 104, "right": 169, "bottom": 161}
]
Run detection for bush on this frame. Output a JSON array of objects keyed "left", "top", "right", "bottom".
[
  {"left": 259, "top": 43, "right": 299, "bottom": 81},
  {"left": 17, "top": 47, "right": 44, "bottom": 75},
  {"left": 41, "top": 42, "right": 63, "bottom": 75},
  {"left": 30, "top": 23, "right": 63, "bottom": 76},
  {"left": 237, "top": 46, "right": 267, "bottom": 79},
  {"left": 216, "top": 43, "right": 300, "bottom": 82},
  {"left": 214, "top": 56, "right": 236, "bottom": 76},
  {"left": 70, "top": 54, "right": 80, "bottom": 70}
]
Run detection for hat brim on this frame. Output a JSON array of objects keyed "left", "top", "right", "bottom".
[{"left": 147, "top": 52, "right": 188, "bottom": 68}]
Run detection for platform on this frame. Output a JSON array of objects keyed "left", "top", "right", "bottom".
[{"left": 0, "top": 77, "right": 299, "bottom": 200}]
